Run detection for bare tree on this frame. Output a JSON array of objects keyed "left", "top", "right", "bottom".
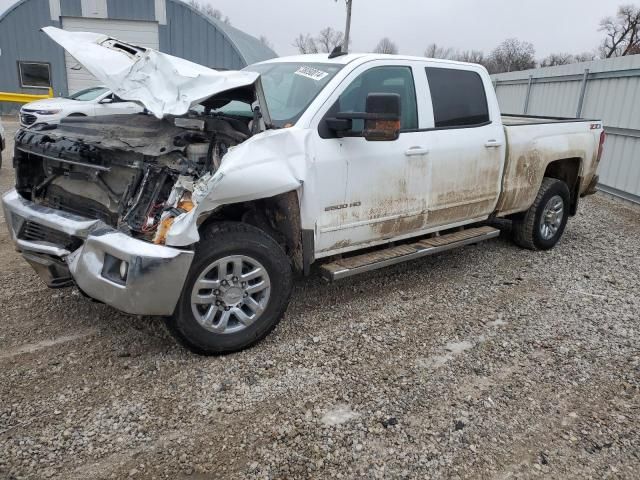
[
  {"left": 425, "top": 44, "right": 490, "bottom": 67},
  {"left": 574, "top": 52, "right": 598, "bottom": 62},
  {"left": 599, "top": 4, "right": 640, "bottom": 58},
  {"left": 317, "top": 27, "right": 345, "bottom": 53},
  {"left": 487, "top": 38, "right": 536, "bottom": 73},
  {"left": 539, "top": 51, "right": 598, "bottom": 68},
  {"left": 453, "top": 50, "right": 486, "bottom": 65},
  {"left": 540, "top": 53, "right": 575, "bottom": 67},
  {"left": 188, "top": 0, "right": 231, "bottom": 24},
  {"left": 373, "top": 37, "right": 398, "bottom": 54},
  {"left": 259, "top": 35, "right": 275, "bottom": 51},
  {"left": 293, "top": 34, "right": 319, "bottom": 54},
  {"left": 425, "top": 43, "right": 456, "bottom": 59}
]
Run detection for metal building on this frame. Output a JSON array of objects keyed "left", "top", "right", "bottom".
[
  {"left": 492, "top": 55, "right": 640, "bottom": 204},
  {"left": 0, "top": 0, "right": 277, "bottom": 112}
]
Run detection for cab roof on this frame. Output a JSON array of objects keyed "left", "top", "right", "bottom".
[{"left": 254, "top": 53, "right": 480, "bottom": 69}]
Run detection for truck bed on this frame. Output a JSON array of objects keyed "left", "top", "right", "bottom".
[
  {"left": 501, "top": 114, "right": 597, "bottom": 126},
  {"left": 496, "top": 114, "right": 603, "bottom": 217},
  {"left": 501, "top": 114, "right": 598, "bottom": 126}
]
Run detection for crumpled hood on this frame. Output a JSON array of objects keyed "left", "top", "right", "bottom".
[{"left": 42, "top": 26, "right": 263, "bottom": 119}]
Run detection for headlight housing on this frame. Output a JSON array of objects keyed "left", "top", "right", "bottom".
[{"left": 33, "top": 109, "right": 62, "bottom": 115}]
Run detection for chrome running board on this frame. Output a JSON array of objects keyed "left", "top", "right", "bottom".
[{"left": 320, "top": 226, "right": 500, "bottom": 282}]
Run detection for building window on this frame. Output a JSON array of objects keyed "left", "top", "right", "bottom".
[{"left": 18, "top": 62, "right": 52, "bottom": 89}]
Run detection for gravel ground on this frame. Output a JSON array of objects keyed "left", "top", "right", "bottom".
[{"left": 0, "top": 116, "right": 639, "bottom": 479}]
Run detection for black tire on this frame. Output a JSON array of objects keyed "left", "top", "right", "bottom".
[
  {"left": 166, "top": 222, "right": 293, "bottom": 355},
  {"left": 512, "top": 177, "right": 570, "bottom": 251}
]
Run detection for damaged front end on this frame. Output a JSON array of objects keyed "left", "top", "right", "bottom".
[
  {"left": 2, "top": 26, "right": 283, "bottom": 316},
  {"left": 3, "top": 32, "right": 280, "bottom": 317},
  {"left": 14, "top": 109, "right": 256, "bottom": 244},
  {"left": 5, "top": 105, "right": 264, "bottom": 314}
]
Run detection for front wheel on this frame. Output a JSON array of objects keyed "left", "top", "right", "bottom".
[
  {"left": 167, "top": 222, "right": 293, "bottom": 355},
  {"left": 512, "top": 177, "right": 570, "bottom": 251}
]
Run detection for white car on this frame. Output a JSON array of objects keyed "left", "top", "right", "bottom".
[{"left": 19, "top": 86, "right": 144, "bottom": 127}]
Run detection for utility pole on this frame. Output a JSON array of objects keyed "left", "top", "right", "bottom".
[{"left": 343, "top": 0, "right": 352, "bottom": 52}]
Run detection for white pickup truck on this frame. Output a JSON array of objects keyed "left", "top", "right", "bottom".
[{"left": 2, "top": 29, "right": 604, "bottom": 354}]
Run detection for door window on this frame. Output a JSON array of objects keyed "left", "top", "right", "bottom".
[
  {"left": 336, "top": 66, "right": 418, "bottom": 132},
  {"left": 68, "top": 87, "right": 109, "bottom": 101},
  {"left": 425, "top": 67, "right": 490, "bottom": 128}
]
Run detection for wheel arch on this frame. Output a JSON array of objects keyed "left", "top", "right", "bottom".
[
  {"left": 199, "top": 190, "right": 311, "bottom": 275},
  {"left": 543, "top": 157, "right": 582, "bottom": 215}
]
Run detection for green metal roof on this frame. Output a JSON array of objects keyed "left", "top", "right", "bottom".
[
  {"left": 210, "top": 17, "right": 277, "bottom": 66},
  {"left": 177, "top": 1, "right": 277, "bottom": 66}
]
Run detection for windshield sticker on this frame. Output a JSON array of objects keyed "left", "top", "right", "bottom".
[{"left": 294, "top": 66, "right": 330, "bottom": 81}]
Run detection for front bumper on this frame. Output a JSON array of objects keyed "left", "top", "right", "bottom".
[{"left": 2, "top": 189, "right": 194, "bottom": 316}]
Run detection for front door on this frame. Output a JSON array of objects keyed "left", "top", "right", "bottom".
[
  {"left": 94, "top": 94, "right": 142, "bottom": 116},
  {"left": 313, "top": 63, "right": 430, "bottom": 255}
]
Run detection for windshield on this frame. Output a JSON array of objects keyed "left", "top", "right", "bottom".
[
  {"left": 67, "top": 87, "right": 109, "bottom": 101},
  {"left": 241, "top": 62, "right": 343, "bottom": 127}
]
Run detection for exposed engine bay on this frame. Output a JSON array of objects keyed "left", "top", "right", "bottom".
[{"left": 14, "top": 109, "right": 260, "bottom": 244}]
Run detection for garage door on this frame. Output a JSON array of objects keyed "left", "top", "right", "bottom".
[{"left": 61, "top": 17, "right": 159, "bottom": 94}]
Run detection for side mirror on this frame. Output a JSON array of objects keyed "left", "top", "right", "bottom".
[
  {"left": 324, "top": 93, "right": 401, "bottom": 141},
  {"left": 325, "top": 117, "right": 352, "bottom": 133},
  {"left": 363, "top": 93, "right": 401, "bottom": 141},
  {"left": 100, "top": 97, "right": 114, "bottom": 104}
]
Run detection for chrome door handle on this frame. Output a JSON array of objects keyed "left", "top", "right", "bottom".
[
  {"left": 405, "top": 146, "right": 429, "bottom": 157},
  {"left": 485, "top": 140, "right": 503, "bottom": 148}
]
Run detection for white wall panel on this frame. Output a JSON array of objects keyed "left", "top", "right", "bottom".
[{"left": 81, "top": 0, "right": 107, "bottom": 18}]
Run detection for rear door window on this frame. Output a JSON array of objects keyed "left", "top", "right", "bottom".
[{"left": 425, "top": 67, "right": 490, "bottom": 128}]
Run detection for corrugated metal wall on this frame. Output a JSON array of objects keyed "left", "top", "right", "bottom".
[
  {"left": 0, "top": 0, "right": 66, "bottom": 101},
  {"left": 107, "top": 0, "right": 155, "bottom": 21},
  {"left": 60, "top": 0, "right": 81, "bottom": 16},
  {"left": 493, "top": 56, "right": 640, "bottom": 203},
  {"left": 0, "top": 0, "right": 276, "bottom": 113}
]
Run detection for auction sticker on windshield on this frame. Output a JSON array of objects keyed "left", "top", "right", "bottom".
[{"left": 294, "top": 66, "right": 329, "bottom": 81}]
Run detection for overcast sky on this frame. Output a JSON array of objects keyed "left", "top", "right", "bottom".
[{"left": 0, "top": 0, "right": 628, "bottom": 58}]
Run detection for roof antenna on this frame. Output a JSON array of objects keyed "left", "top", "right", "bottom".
[{"left": 329, "top": 45, "right": 348, "bottom": 59}]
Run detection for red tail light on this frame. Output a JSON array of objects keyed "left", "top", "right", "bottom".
[{"left": 597, "top": 130, "right": 606, "bottom": 162}]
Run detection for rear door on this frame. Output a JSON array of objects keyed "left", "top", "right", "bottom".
[{"left": 420, "top": 65, "right": 506, "bottom": 228}]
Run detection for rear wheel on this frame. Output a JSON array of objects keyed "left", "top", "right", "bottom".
[
  {"left": 167, "top": 222, "right": 293, "bottom": 355},
  {"left": 512, "top": 177, "right": 570, "bottom": 250}
]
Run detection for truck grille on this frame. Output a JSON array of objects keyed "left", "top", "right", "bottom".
[
  {"left": 20, "top": 113, "right": 37, "bottom": 126},
  {"left": 18, "top": 221, "right": 82, "bottom": 251},
  {"left": 48, "top": 199, "right": 116, "bottom": 226}
]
